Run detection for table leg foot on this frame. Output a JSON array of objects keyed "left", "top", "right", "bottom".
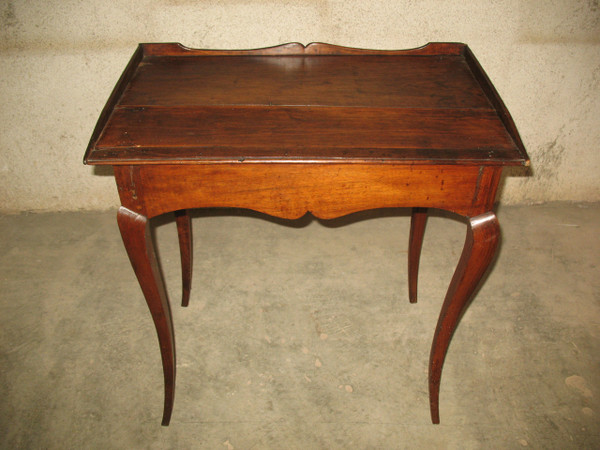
[
  {"left": 117, "top": 207, "right": 176, "bottom": 426},
  {"left": 408, "top": 207, "right": 428, "bottom": 303},
  {"left": 175, "top": 209, "right": 193, "bottom": 307},
  {"left": 428, "top": 212, "right": 499, "bottom": 424}
]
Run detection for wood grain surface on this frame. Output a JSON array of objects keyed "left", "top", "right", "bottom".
[{"left": 84, "top": 42, "right": 529, "bottom": 167}]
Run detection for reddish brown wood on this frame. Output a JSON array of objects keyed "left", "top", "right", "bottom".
[
  {"left": 429, "top": 212, "right": 500, "bottom": 423},
  {"left": 84, "top": 43, "right": 529, "bottom": 167},
  {"left": 134, "top": 163, "right": 488, "bottom": 219},
  {"left": 464, "top": 47, "right": 529, "bottom": 166},
  {"left": 175, "top": 210, "right": 192, "bottom": 307},
  {"left": 142, "top": 41, "right": 308, "bottom": 57},
  {"left": 85, "top": 42, "right": 529, "bottom": 425},
  {"left": 116, "top": 207, "right": 175, "bottom": 425},
  {"left": 141, "top": 42, "right": 465, "bottom": 57},
  {"left": 303, "top": 42, "right": 464, "bottom": 56},
  {"left": 118, "top": 56, "right": 490, "bottom": 109},
  {"left": 84, "top": 45, "right": 144, "bottom": 164},
  {"left": 408, "top": 207, "right": 428, "bottom": 303},
  {"left": 92, "top": 107, "right": 519, "bottom": 165}
]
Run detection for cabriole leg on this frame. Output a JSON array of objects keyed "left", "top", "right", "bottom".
[
  {"left": 175, "top": 209, "right": 193, "bottom": 307},
  {"left": 429, "top": 212, "right": 500, "bottom": 424},
  {"left": 117, "top": 206, "right": 176, "bottom": 426},
  {"left": 408, "top": 207, "right": 428, "bottom": 303}
]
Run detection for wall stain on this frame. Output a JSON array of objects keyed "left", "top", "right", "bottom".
[
  {"left": 3, "top": 1, "right": 18, "bottom": 28},
  {"left": 531, "top": 135, "right": 566, "bottom": 185}
]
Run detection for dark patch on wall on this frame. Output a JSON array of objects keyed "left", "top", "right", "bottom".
[
  {"left": 531, "top": 137, "right": 566, "bottom": 183},
  {"left": 3, "top": 2, "right": 18, "bottom": 28}
]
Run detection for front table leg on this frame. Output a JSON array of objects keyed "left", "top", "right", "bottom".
[
  {"left": 429, "top": 212, "right": 500, "bottom": 424},
  {"left": 117, "top": 207, "right": 176, "bottom": 426}
]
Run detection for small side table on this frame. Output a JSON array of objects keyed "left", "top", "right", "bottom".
[{"left": 84, "top": 42, "right": 529, "bottom": 425}]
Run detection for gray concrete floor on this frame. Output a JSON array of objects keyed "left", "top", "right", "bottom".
[{"left": 0, "top": 203, "right": 598, "bottom": 448}]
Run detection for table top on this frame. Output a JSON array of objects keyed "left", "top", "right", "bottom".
[{"left": 84, "top": 42, "right": 529, "bottom": 166}]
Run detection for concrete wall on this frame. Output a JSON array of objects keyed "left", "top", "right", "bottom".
[{"left": 1, "top": 0, "right": 599, "bottom": 212}]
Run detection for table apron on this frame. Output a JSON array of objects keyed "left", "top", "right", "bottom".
[{"left": 114, "top": 163, "right": 502, "bottom": 219}]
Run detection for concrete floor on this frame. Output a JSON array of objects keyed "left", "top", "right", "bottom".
[{"left": 0, "top": 203, "right": 598, "bottom": 448}]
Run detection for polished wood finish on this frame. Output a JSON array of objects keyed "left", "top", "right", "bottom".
[
  {"left": 142, "top": 41, "right": 465, "bottom": 57},
  {"left": 94, "top": 106, "right": 518, "bottom": 164},
  {"left": 116, "top": 164, "right": 501, "bottom": 220},
  {"left": 409, "top": 207, "right": 428, "bottom": 303},
  {"left": 84, "top": 42, "right": 528, "bottom": 166},
  {"left": 429, "top": 212, "right": 500, "bottom": 423},
  {"left": 85, "top": 42, "right": 528, "bottom": 425},
  {"left": 175, "top": 210, "right": 192, "bottom": 307},
  {"left": 116, "top": 206, "right": 175, "bottom": 426}
]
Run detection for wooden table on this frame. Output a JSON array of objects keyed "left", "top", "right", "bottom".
[{"left": 84, "top": 42, "right": 529, "bottom": 425}]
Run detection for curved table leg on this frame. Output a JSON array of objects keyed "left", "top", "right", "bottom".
[
  {"left": 429, "top": 212, "right": 500, "bottom": 424},
  {"left": 175, "top": 209, "right": 193, "bottom": 307},
  {"left": 117, "top": 207, "right": 176, "bottom": 426},
  {"left": 408, "top": 207, "right": 428, "bottom": 303}
]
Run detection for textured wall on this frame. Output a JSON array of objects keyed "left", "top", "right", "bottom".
[{"left": 1, "top": 0, "right": 599, "bottom": 212}]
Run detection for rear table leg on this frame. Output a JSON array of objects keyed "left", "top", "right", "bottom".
[
  {"left": 175, "top": 209, "right": 193, "bottom": 307},
  {"left": 408, "top": 207, "right": 428, "bottom": 303}
]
